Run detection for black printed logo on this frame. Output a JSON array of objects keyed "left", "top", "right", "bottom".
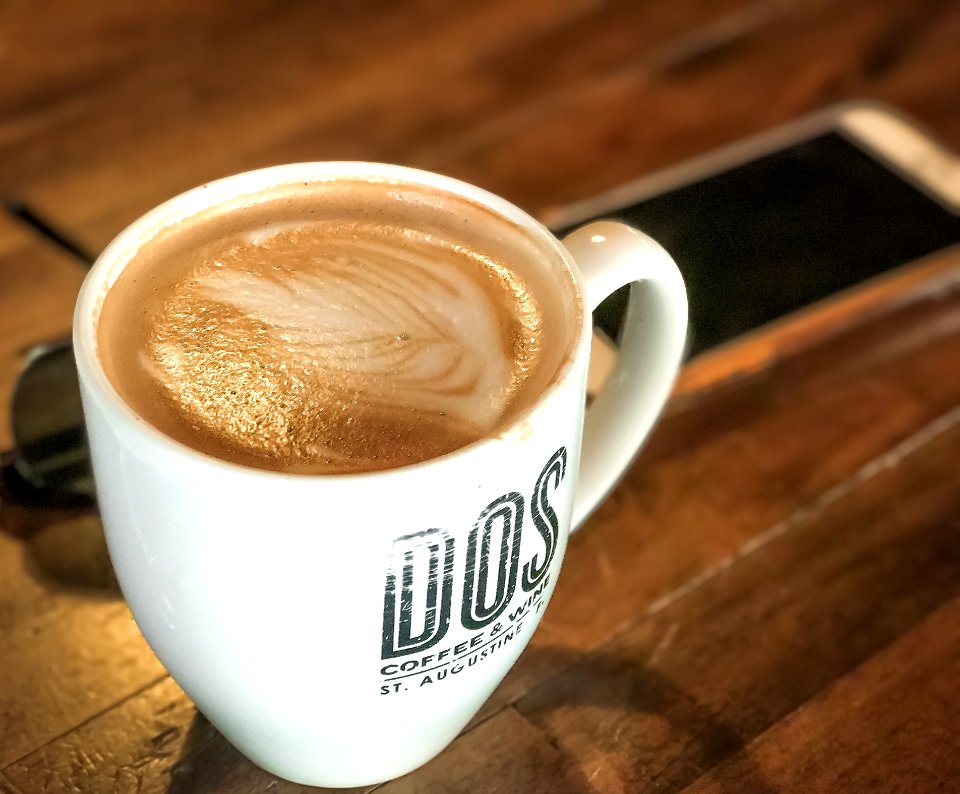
[{"left": 380, "top": 447, "right": 567, "bottom": 660}]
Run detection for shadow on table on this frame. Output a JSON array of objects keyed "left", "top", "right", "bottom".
[
  {"left": 512, "top": 642, "right": 778, "bottom": 794},
  {"left": 167, "top": 711, "right": 358, "bottom": 793},
  {"left": 0, "top": 493, "right": 120, "bottom": 595}
]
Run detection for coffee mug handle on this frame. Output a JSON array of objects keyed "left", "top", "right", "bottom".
[{"left": 562, "top": 221, "right": 688, "bottom": 530}]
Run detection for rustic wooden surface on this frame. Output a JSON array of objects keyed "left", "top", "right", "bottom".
[{"left": 1, "top": 1, "right": 958, "bottom": 792}]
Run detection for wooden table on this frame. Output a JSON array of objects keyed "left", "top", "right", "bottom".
[{"left": 1, "top": 2, "right": 958, "bottom": 791}]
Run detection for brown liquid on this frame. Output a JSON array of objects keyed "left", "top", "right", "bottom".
[{"left": 97, "top": 178, "right": 578, "bottom": 473}]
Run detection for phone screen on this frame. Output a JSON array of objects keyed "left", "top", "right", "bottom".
[{"left": 573, "top": 132, "right": 959, "bottom": 355}]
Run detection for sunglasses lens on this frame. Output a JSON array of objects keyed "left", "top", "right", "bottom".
[{"left": 10, "top": 342, "right": 94, "bottom": 504}]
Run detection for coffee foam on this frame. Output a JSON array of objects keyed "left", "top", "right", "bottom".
[
  {"left": 138, "top": 223, "right": 541, "bottom": 471},
  {"left": 97, "top": 178, "right": 577, "bottom": 474}
]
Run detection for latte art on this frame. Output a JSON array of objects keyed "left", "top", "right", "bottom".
[{"left": 142, "top": 224, "right": 541, "bottom": 471}]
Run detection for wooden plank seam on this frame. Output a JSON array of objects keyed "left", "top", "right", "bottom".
[
  {"left": 643, "top": 403, "right": 960, "bottom": 618},
  {"left": 1, "top": 673, "right": 170, "bottom": 773}
]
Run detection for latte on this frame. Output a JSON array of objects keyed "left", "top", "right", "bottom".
[{"left": 96, "top": 178, "right": 575, "bottom": 473}]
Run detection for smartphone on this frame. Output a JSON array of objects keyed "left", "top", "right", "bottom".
[{"left": 554, "top": 102, "right": 959, "bottom": 362}]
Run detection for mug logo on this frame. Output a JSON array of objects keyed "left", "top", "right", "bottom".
[{"left": 381, "top": 447, "right": 567, "bottom": 661}]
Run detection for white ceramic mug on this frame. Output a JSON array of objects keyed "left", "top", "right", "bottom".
[{"left": 73, "top": 163, "right": 687, "bottom": 787}]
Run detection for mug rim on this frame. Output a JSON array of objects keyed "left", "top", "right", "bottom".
[{"left": 72, "top": 161, "right": 590, "bottom": 482}]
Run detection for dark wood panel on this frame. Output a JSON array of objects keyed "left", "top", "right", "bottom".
[
  {"left": 512, "top": 406, "right": 960, "bottom": 792},
  {"left": 682, "top": 595, "right": 960, "bottom": 793},
  {"left": 435, "top": 0, "right": 960, "bottom": 215},
  {"left": 0, "top": 0, "right": 280, "bottom": 118},
  {"left": 0, "top": 0, "right": 633, "bottom": 235},
  {"left": 15, "top": 0, "right": 946, "bottom": 251}
]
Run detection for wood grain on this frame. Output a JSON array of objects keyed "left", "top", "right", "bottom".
[
  {"left": 3, "top": 677, "right": 361, "bottom": 794},
  {"left": 3, "top": 0, "right": 957, "bottom": 254},
  {"left": 0, "top": 527, "right": 165, "bottom": 768},
  {"left": 439, "top": 0, "right": 960, "bottom": 213},
  {"left": 683, "top": 595, "right": 960, "bottom": 793},
  {"left": 0, "top": 772, "right": 24, "bottom": 794},
  {"left": 2, "top": 0, "right": 620, "bottom": 242},
  {"left": 0, "top": 0, "right": 279, "bottom": 123}
]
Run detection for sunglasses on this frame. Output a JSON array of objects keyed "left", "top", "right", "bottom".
[{"left": 2, "top": 338, "right": 95, "bottom": 509}]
